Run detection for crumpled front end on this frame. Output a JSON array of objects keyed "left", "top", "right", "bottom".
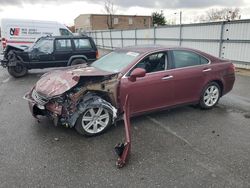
[
  {"left": 24, "top": 67, "right": 120, "bottom": 128},
  {"left": 24, "top": 86, "right": 118, "bottom": 128}
]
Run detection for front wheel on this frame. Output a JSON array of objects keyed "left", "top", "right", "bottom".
[
  {"left": 199, "top": 82, "right": 221, "bottom": 109},
  {"left": 7, "top": 64, "right": 28, "bottom": 78},
  {"left": 75, "top": 107, "right": 112, "bottom": 136}
]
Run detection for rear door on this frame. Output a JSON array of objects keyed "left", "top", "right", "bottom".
[
  {"left": 53, "top": 38, "right": 73, "bottom": 67},
  {"left": 169, "top": 50, "right": 211, "bottom": 104},
  {"left": 72, "top": 38, "right": 97, "bottom": 62}
]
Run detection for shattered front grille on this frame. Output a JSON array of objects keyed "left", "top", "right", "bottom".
[{"left": 31, "top": 90, "right": 49, "bottom": 106}]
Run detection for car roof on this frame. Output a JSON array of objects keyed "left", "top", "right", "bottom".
[
  {"left": 116, "top": 45, "right": 219, "bottom": 61},
  {"left": 44, "top": 35, "right": 91, "bottom": 40},
  {"left": 116, "top": 45, "right": 192, "bottom": 53}
]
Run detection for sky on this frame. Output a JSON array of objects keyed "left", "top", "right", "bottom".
[{"left": 0, "top": 0, "right": 250, "bottom": 26}]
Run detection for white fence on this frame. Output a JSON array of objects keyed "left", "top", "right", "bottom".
[{"left": 87, "top": 19, "right": 250, "bottom": 67}]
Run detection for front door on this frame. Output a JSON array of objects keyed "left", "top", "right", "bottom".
[
  {"left": 119, "top": 51, "right": 174, "bottom": 115},
  {"left": 29, "top": 38, "right": 54, "bottom": 68}
]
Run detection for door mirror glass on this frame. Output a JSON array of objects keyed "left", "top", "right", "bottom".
[{"left": 129, "top": 68, "right": 146, "bottom": 82}]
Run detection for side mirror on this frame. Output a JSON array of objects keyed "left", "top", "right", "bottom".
[{"left": 129, "top": 68, "right": 146, "bottom": 82}]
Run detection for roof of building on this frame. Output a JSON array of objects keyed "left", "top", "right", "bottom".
[{"left": 75, "top": 14, "right": 152, "bottom": 20}]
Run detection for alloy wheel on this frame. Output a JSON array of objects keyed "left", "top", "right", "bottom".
[
  {"left": 203, "top": 85, "right": 219, "bottom": 107},
  {"left": 81, "top": 107, "right": 110, "bottom": 134}
]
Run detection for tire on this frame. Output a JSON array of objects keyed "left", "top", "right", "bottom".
[
  {"left": 75, "top": 107, "right": 112, "bottom": 136},
  {"left": 7, "top": 64, "right": 28, "bottom": 78},
  {"left": 70, "top": 58, "right": 87, "bottom": 66},
  {"left": 199, "top": 82, "right": 221, "bottom": 109}
]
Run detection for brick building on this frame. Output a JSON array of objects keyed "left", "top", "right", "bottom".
[{"left": 74, "top": 14, "right": 152, "bottom": 32}]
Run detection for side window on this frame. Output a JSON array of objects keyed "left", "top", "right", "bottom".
[
  {"left": 59, "top": 28, "right": 72, "bottom": 36},
  {"left": 73, "top": 39, "right": 92, "bottom": 49},
  {"left": 132, "top": 52, "right": 167, "bottom": 74},
  {"left": 35, "top": 39, "right": 54, "bottom": 54},
  {"left": 201, "top": 56, "right": 209, "bottom": 64},
  {"left": 55, "top": 39, "right": 72, "bottom": 51},
  {"left": 172, "top": 50, "right": 208, "bottom": 68}
]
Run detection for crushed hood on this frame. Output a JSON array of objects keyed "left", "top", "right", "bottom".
[{"left": 35, "top": 65, "right": 114, "bottom": 98}]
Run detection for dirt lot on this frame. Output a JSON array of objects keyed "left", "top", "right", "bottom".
[{"left": 0, "top": 51, "right": 250, "bottom": 187}]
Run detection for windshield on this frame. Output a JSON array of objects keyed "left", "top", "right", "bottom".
[
  {"left": 29, "top": 38, "right": 54, "bottom": 54},
  {"left": 92, "top": 51, "right": 140, "bottom": 73}
]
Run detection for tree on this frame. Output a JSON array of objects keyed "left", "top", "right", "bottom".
[
  {"left": 152, "top": 11, "right": 166, "bottom": 26},
  {"left": 199, "top": 8, "right": 241, "bottom": 22},
  {"left": 104, "top": 0, "right": 116, "bottom": 29}
]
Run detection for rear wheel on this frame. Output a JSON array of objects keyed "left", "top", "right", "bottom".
[
  {"left": 70, "top": 58, "right": 87, "bottom": 66},
  {"left": 199, "top": 82, "right": 221, "bottom": 109},
  {"left": 7, "top": 64, "right": 28, "bottom": 78},
  {"left": 75, "top": 107, "right": 112, "bottom": 136}
]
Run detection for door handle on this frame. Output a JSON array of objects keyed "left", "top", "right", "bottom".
[
  {"left": 202, "top": 68, "right": 212, "bottom": 72},
  {"left": 162, "top": 75, "right": 173, "bottom": 80}
]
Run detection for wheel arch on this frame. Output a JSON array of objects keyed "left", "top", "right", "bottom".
[
  {"left": 67, "top": 55, "right": 88, "bottom": 66},
  {"left": 4, "top": 45, "right": 23, "bottom": 58},
  {"left": 210, "top": 80, "right": 224, "bottom": 96},
  {"left": 68, "top": 91, "right": 117, "bottom": 128},
  {"left": 200, "top": 79, "right": 224, "bottom": 100},
  {"left": 93, "top": 91, "right": 113, "bottom": 105}
]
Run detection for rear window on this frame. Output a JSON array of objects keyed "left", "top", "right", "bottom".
[
  {"left": 55, "top": 39, "right": 72, "bottom": 51},
  {"left": 172, "top": 50, "right": 209, "bottom": 68},
  {"left": 73, "top": 39, "right": 92, "bottom": 49}
]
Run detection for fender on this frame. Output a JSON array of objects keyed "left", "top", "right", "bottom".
[
  {"left": 67, "top": 55, "right": 88, "bottom": 66},
  {"left": 66, "top": 93, "right": 117, "bottom": 128},
  {"left": 4, "top": 45, "right": 25, "bottom": 57},
  {"left": 7, "top": 51, "right": 26, "bottom": 67}
]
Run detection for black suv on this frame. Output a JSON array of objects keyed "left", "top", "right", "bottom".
[{"left": 1, "top": 35, "right": 98, "bottom": 77}]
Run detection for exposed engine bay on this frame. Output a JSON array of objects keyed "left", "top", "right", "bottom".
[{"left": 24, "top": 70, "right": 120, "bottom": 128}]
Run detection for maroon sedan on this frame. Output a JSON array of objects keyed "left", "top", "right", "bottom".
[{"left": 24, "top": 46, "right": 235, "bottom": 136}]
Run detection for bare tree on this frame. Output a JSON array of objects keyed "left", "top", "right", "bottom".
[
  {"left": 104, "top": 0, "right": 116, "bottom": 29},
  {"left": 198, "top": 8, "right": 241, "bottom": 22}
]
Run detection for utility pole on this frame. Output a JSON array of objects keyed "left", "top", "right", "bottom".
[
  {"left": 180, "top": 11, "right": 182, "bottom": 25},
  {"left": 174, "top": 11, "right": 182, "bottom": 25},
  {"left": 179, "top": 11, "right": 182, "bottom": 47}
]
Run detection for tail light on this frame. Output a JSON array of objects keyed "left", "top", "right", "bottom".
[
  {"left": 96, "top": 50, "right": 99, "bottom": 59},
  {"left": 2, "top": 38, "right": 7, "bottom": 49},
  {"left": 228, "top": 62, "right": 235, "bottom": 74},
  {"left": 230, "top": 63, "right": 235, "bottom": 72}
]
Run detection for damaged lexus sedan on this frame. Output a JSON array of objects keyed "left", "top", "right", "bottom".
[{"left": 24, "top": 46, "right": 235, "bottom": 136}]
